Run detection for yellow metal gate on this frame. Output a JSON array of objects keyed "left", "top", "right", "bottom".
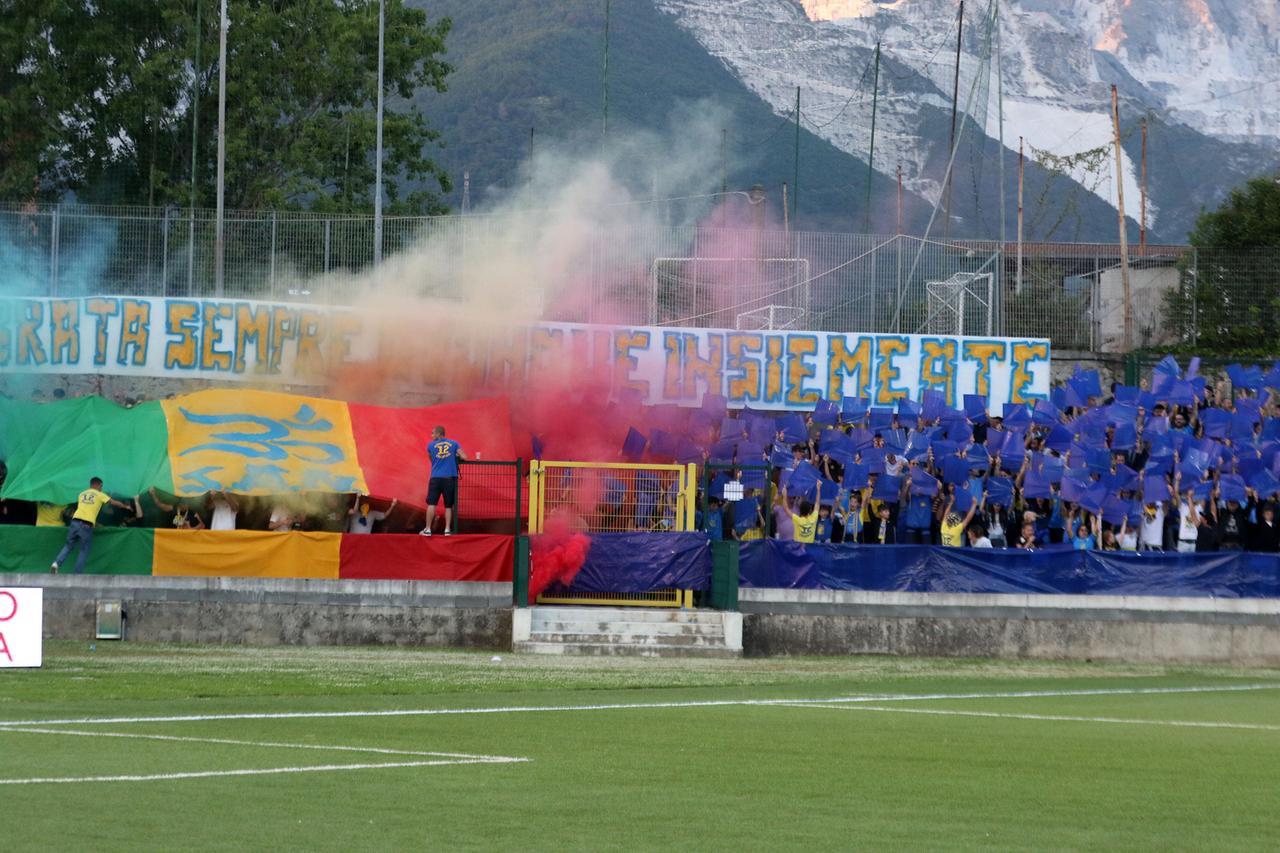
[{"left": 527, "top": 460, "right": 698, "bottom": 607}]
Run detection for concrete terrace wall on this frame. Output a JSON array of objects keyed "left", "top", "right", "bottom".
[
  {"left": 7, "top": 574, "right": 512, "bottom": 649},
  {"left": 740, "top": 589, "right": 1280, "bottom": 666},
  {"left": 11, "top": 574, "right": 1280, "bottom": 664}
]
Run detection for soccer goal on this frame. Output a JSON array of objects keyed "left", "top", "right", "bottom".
[{"left": 648, "top": 257, "right": 811, "bottom": 328}]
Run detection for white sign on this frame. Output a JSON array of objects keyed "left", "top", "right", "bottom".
[
  {"left": 0, "top": 297, "right": 1052, "bottom": 411},
  {"left": 0, "top": 587, "right": 43, "bottom": 668}
]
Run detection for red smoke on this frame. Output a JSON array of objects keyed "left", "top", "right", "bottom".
[{"left": 529, "top": 508, "right": 592, "bottom": 598}]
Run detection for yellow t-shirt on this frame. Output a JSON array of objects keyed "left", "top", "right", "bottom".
[
  {"left": 739, "top": 527, "right": 763, "bottom": 541},
  {"left": 940, "top": 517, "right": 966, "bottom": 547},
  {"left": 791, "top": 507, "right": 820, "bottom": 543},
  {"left": 35, "top": 502, "right": 68, "bottom": 527},
  {"left": 71, "top": 489, "right": 110, "bottom": 525},
  {"left": 859, "top": 488, "right": 882, "bottom": 523}
]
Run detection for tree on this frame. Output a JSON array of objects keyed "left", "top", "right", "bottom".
[
  {"left": 1161, "top": 173, "right": 1280, "bottom": 353},
  {"left": 0, "top": 0, "right": 452, "bottom": 213}
]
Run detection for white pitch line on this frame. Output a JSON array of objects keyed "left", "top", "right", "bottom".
[
  {"left": 779, "top": 703, "right": 1280, "bottom": 732},
  {"left": 0, "top": 727, "right": 524, "bottom": 762},
  {"left": 0, "top": 683, "right": 1274, "bottom": 727},
  {"left": 0, "top": 757, "right": 528, "bottom": 786}
]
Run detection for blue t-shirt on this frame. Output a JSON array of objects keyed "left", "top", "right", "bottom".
[
  {"left": 703, "top": 508, "right": 724, "bottom": 541},
  {"left": 428, "top": 438, "right": 461, "bottom": 478},
  {"left": 905, "top": 495, "right": 932, "bottom": 530},
  {"left": 815, "top": 516, "right": 832, "bottom": 543}
]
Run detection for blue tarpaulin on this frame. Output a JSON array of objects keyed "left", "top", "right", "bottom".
[
  {"left": 739, "top": 541, "right": 1280, "bottom": 598},
  {"left": 560, "top": 533, "right": 712, "bottom": 593}
]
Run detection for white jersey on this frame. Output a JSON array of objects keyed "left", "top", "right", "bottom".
[
  {"left": 209, "top": 501, "right": 237, "bottom": 531},
  {"left": 1139, "top": 506, "right": 1165, "bottom": 548},
  {"left": 1178, "top": 501, "right": 1199, "bottom": 541}
]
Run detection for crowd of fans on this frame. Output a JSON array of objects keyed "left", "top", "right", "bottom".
[{"left": 698, "top": 359, "right": 1280, "bottom": 553}]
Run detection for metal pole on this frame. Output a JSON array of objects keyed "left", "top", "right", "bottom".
[
  {"left": 863, "top": 42, "right": 880, "bottom": 234},
  {"left": 188, "top": 0, "right": 203, "bottom": 294},
  {"left": 782, "top": 182, "right": 789, "bottom": 238},
  {"left": 1111, "top": 84, "right": 1134, "bottom": 352},
  {"left": 943, "top": 0, "right": 964, "bottom": 241},
  {"left": 1016, "top": 136, "right": 1024, "bottom": 294},
  {"left": 995, "top": 0, "right": 1005, "bottom": 335},
  {"left": 373, "top": 0, "right": 385, "bottom": 267},
  {"left": 895, "top": 233, "right": 904, "bottom": 333},
  {"left": 161, "top": 207, "right": 170, "bottom": 292},
  {"left": 50, "top": 205, "right": 60, "bottom": 296},
  {"left": 792, "top": 86, "right": 800, "bottom": 222},
  {"left": 601, "top": 0, "right": 610, "bottom": 137},
  {"left": 996, "top": 0, "right": 1005, "bottom": 246},
  {"left": 1140, "top": 119, "right": 1148, "bottom": 255},
  {"left": 214, "top": 0, "right": 227, "bottom": 297},
  {"left": 323, "top": 218, "right": 331, "bottom": 273},
  {"left": 896, "top": 164, "right": 903, "bottom": 234},
  {"left": 269, "top": 211, "right": 277, "bottom": 296},
  {"left": 720, "top": 127, "right": 727, "bottom": 194}
]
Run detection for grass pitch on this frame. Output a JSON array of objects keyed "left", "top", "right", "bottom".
[{"left": 3, "top": 643, "right": 1279, "bottom": 851}]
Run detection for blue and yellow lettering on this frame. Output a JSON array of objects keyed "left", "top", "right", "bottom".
[
  {"left": 1011, "top": 341, "right": 1050, "bottom": 404},
  {"left": 962, "top": 340, "right": 1007, "bottom": 399},
  {"left": 85, "top": 297, "right": 120, "bottom": 366},
  {"left": 826, "top": 334, "right": 872, "bottom": 401},
  {"left": 785, "top": 334, "right": 820, "bottom": 405},
  {"left": 874, "top": 335, "right": 910, "bottom": 406},
  {"left": 919, "top": 338, "right": 959, "bottom": 406},
  {"left": 17, "top": 300, "right": 47, "bottom": 366},
  {"left": 117, "top": 299, "right": 151, "bottom": 366},
  {"left": 49, "top": 299, "right": 80, "bottom": 365},
  {"left": 199, "top": 301, "right": 233, "bottom": 371},
  {"left": 726, "top": 332, "right": 764, "bottom": 404},
  {"left": 164, "top": 301, "right": 199, "bottom": 370},
  {"left": 233, "top": 303, "right": 271, "bottom": 373},
  {"left": 680, "top": 332, "right": 724, "bottom": 401}
]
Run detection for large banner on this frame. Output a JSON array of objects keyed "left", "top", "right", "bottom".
[
  {"left": 0, "top": 296, "right": 1051, "bottom": 410},
  {"left": 0, "top": 389, "right": 516, "bottom": 503}
]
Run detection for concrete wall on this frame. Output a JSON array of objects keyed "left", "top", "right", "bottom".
[
  {"left": 1097, "top": 264, "right": 1182, "bottom": 353},
  {"left": 740, "top": 589, "right": 1280, "bottom": 665},
  {"left": 1050, "top": 349, "right": 1126, "bottom": 390},
  {"left": 5, "top": 574, "right": 512, "bottom": 649},
  {"left": 11, "top": 573, "right": 1279, "bottom": 664}
]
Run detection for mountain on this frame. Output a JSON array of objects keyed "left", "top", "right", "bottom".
[
  {"left": 409, "top": 0, "right": 918, "bottom": 233},
  {"left": 408, "top": 0, "right": 1279, "bottom": 242},
  {"left": 657, "top": 0, "right": 1280, "bottom": 241}
]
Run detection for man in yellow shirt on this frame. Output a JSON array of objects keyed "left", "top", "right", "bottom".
[
  {"left": 51, "top": 477, "right": 134, "bottom": 574},
  {"left": 781, "top": 486, "right": 821, "bottom": 543},
  {"left": 35, "top": 502, "right": 69, "bottom": 527}
]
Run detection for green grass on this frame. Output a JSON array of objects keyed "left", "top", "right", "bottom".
[{"left": 4, "top": 643, "right": 1279, "bottom": 851}]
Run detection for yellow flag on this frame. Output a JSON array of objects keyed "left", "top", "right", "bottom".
[{"left": 161, "top": 389, "right": 367, "bottom": 497}]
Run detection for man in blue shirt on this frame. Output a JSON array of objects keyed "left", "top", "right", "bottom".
[{"left": 423, "top": 426, "right": 465, "bottom": 536}]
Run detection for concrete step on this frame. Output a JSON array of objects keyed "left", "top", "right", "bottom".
[
  {"left": 513, "top": 640, "right": 742, "bottom": 659},
  {"left": 526, "top": 631, "right": 726, "bottom": 647},
  {"left": 531, "top": 606, "right": 725, "bottom": 626},
  {"left": 530, "top": 620, "right": 725, "bottom": 638}
]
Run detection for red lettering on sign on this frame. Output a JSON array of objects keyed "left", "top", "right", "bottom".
[
  {"left": 0, "top": 591, "right": 16, "bottom": 621},
  {"left": 0, "top": 631, "right": 10, "bottom": 662}
]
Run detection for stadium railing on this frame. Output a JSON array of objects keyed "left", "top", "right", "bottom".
[{"left": 456, "top": 458, "right": 524, "bottom": 535}]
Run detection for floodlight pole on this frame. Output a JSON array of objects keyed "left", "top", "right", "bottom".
[
  {"left": 214, "top": 0, "right": 228, "bottom": 296},
  {"left": 373, "top": 0, "right": 385, "bottom": 267}
]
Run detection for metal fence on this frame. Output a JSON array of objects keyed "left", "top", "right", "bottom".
[
  {"left": 4, "top": 201, "right": 1276, "bottom": 352},
  {"left": 455, "top": 459, "right": 524, "bottom": 535},
  {"left": 527, "top": 460, "right": 697, "bottom": 534}
]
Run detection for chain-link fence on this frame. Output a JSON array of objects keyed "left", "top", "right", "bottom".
[{"left": 4, "top": 202, "right": 1276, "bottom": 352}]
